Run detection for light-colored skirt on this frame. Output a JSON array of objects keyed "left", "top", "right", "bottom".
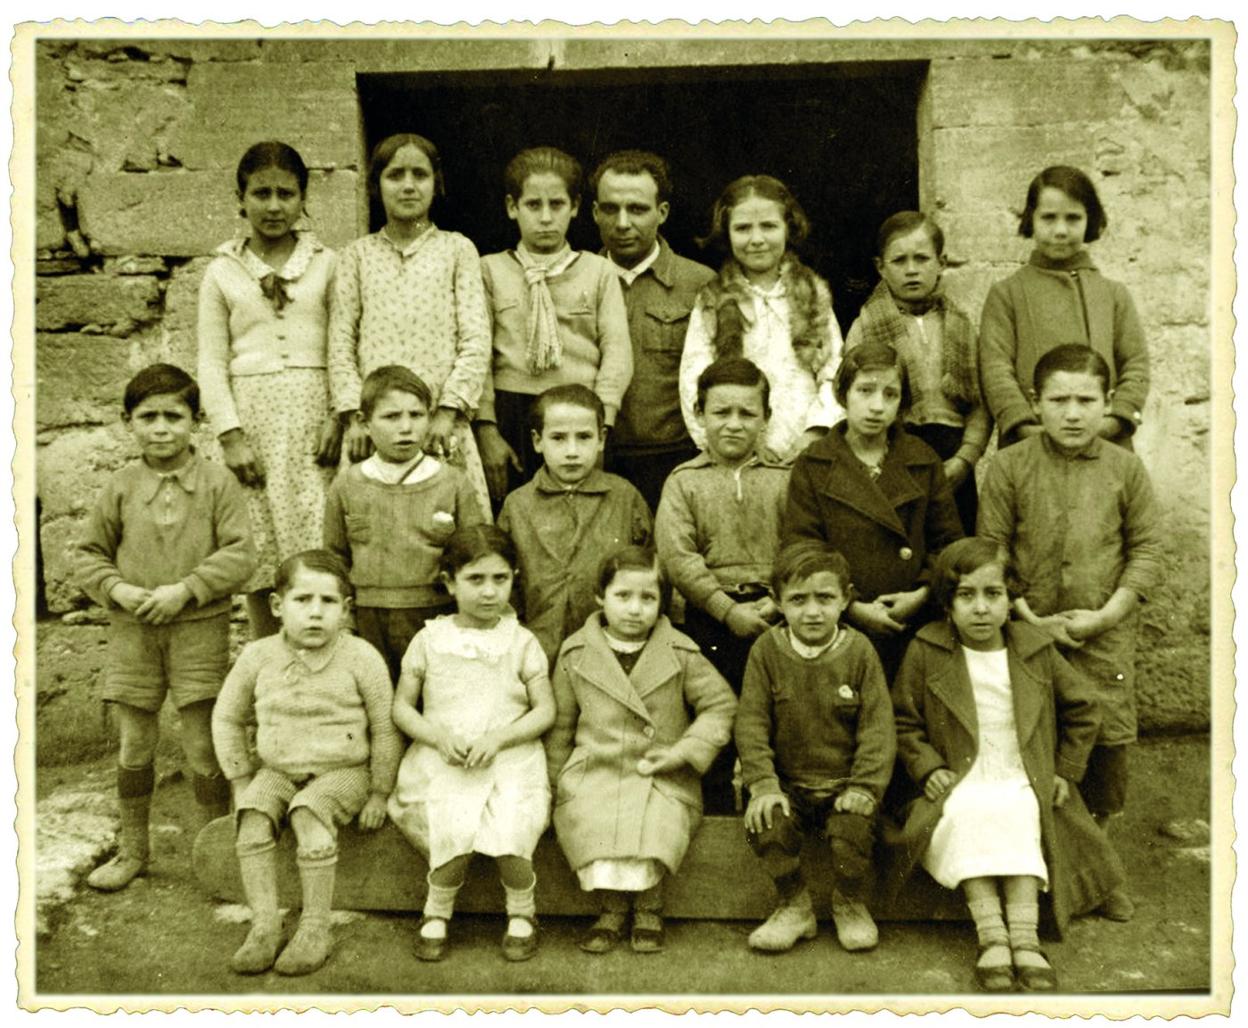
[{"left": 923, "top": 777, "right": 1049, "bottom": 890}]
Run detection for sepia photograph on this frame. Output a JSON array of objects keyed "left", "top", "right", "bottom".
[{"left": 9, "top": 12, "right": 1235, "bottom": 1015}]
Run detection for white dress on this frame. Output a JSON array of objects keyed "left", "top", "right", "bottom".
[
  {"left": 922, "top": 647, "right": 1049, "bottom": 889},
  {"left": 388, "top": 615, "right": 551, "bottom": 869}
]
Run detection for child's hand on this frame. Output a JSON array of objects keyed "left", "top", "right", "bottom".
[
  {"left": 876, "top": 588, "right": 927, "bottom": 625},
  {"left": 744, "top": 792, "right": 791, "bottom": 834},
  {"left": 358, "top": 793, "right": 388, "bottom": 830},
  {"left": 343, "top": 417, "right": 373, "bottom": 463},
  {"left": 314, "top": 414, "right": 345, "bottom": 467},
  {"left": 1098, "top": 416, "right": 1123, "bottom": 440},
  {"left": 426, "top": 407, "right": 459, "bottom": 462},
  {"left": 475, "top": 423, "right": 522, "bottom": 501},
  {"left": 1032, "top": 614, "right": 1085, "bottom": 649},
  {"left": 851, "top": 600, "right": 906, "bottom": 636},
  {"left": 219, "top": 428, "right": 266, "bottom": 488},
  {"left": 435, "top": 730, "right": 470, "bottom": 766},
  {"left": 942, "top": 456, "right": 971, "bottom": 487},
  {"left": 1057, "top": 609, "right": 1104, "bottom": 641},
  {"left": 636, "top": 745, "right": 685, "bottom": 776},
  {"left": 108, "top": 582, "right": 151, "bottom": 613},
  {"left": 752, "top": 596, "right": 781, "bottom": 624},
  {"left": 1052, "top": 776, "right": 1071, "bottom": 809},
  {"left": 833, "top": 788, "right": 875, "bottom": 816},
  {"left": 725, "top": 604, "right": 771, "bottom": 639},
  {"left": 136, "top": 583, "right": 193, "bottom": 625},
  {"left": 463, "top": 731, "right": 502, "bottom": 769},
  {"left": 924, "top": 767, "right": 957, "bottom": 802}
]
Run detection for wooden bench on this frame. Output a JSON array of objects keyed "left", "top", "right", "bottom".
[{"left": 193, "top": 815, "right": 965, "bottom": 922}]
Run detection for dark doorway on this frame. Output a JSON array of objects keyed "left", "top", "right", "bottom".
[{"left": 359, "top": 61, "right": 924, "bottom": 330}]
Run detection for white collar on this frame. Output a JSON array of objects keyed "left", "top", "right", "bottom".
[{"left": 610, "top": 242, "right": 661, "bottom": 286}]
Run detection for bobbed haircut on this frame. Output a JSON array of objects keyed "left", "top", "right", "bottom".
[
  {"left": 833, "top": 341, "right": 914, "bottom": 417},
  {"left": 368, "top": 133, "right": 445, "bottom": 202},
  {"left": 875, "top": 210, "right": 945, "bottom": 258},
  {"left": 589, "top": 150, "right": 672, "bottom": 204},
  {"left": 274, "top": 548, "right": 353, "bottom": 600},
  {"left": 530, "top": 383, "right": 605, "bottom": 435},
  {"left": 439, "top": 524, "right": 518, "bottom": 580},
  {"left": 504, "top": 147, "right": 583, "bottom": 203},
  {"left": 695, "top": 356, "right": 771, "bottom": 416},
  {"left": 236, "top": 141, "right": 309, "bottom": 197},
  {"left": 595, "top": 544, "right": 671, "bottom": 617},
  {"left": 930, "top": 537, "right": 1022, "bottom": 614},
  {"left": 699, "top": 174, "right": 810, "bottom": 254},
  {"left": 771, "top": 540, "right": 854, "bottom": 600},
  {"left": 359, "top": 365, "right": 434, "bottom": 419},
  {"left": 1032, "top": 343, "right": 1112, "bottom": 397},
  {"left": 1018, "top": 165, "right": 1107, "bottom": 242},
  {"left": 123, "top": 363, "right": 200, "bottom": 417}
]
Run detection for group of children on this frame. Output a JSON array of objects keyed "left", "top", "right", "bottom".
[{"left": 72, "top": 141, "right": 1162, "bottom": 993}]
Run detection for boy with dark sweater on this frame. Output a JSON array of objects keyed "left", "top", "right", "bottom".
[
  {"left": 324, "top": 365, "right": 487, "bottom": 680},
  {"left": 736, "top": 541, "right": 896, "bottom": 954},
  {"left": 655, "top": 357, "right": 789, "bottom": 813}
]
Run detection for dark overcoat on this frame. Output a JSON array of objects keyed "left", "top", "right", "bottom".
[{"left": 882, "top": 620, "right": 1125, "bottom": 936}]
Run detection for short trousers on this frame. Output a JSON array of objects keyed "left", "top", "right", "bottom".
[
  {"left": 103, "top": 612, "right": 230, "bottom": 712},
  {"left": 1080, "top": 743, "right": 1130, "bottom": 817},
  {"left": 236, "top": 765, "right": 371, "bottom": 835}
]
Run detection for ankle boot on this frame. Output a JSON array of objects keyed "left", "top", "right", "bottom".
[{"left": 748, "top": 887, "right": 817, "bottom": 952}]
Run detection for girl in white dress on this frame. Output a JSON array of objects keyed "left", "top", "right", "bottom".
[
  {"left": 892, "top": 537, "right": 1110, "bottom": 993},
  {"left": 388, "top": 525, "right": 555, "bottom": 962},
  {"left": 679, "top": 174, "right": 844, "bottom": 463}
]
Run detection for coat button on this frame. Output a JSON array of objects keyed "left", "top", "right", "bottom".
[
  {"left": 643, "top": 725, "right": 655, "bottom": 739},
  {"left": 899, "top": 546, "right": 914, "bottom": 561}
]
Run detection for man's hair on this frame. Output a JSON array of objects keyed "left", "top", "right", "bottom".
[{"left": 590, "top": 150, "right": 672, "bottom": 204}]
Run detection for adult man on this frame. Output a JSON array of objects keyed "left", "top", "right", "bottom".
[{"left": 591, "top": 150, "right": 716, "bottom": 512}]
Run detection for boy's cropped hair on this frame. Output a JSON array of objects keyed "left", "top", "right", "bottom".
[
  {"left": 596, "top": 544, "right": 672, "bottom": 616},
  {"left": 1018, "top": 165, "right": 1107, "bottom": 242},
  {"left": 770, "top": 540, "right": 853, "bottom": 600},
  {"left": 530, "top": 383, "right": 605, "bottom": 434},
  {"left": 589, "top": 150, "right": 672, "bottom": 204},
  {"left": 504, "top": 146, "right": 583, "bottom": 203},
  {"left": 695, "top": 356, "right": 772, "bottom": 415},
  {"left": 123, "top": 363, "right": 200, "bottom": 417},
  {"left": 359, "top": 364, "right": 434, "bottom": 419},
  {"left": 275, "top": 549, "right": 353, "bottom": 600},
  {"left": 1032, "top": 342, "right": 1112, "bottom": 395},
  {"left": 929, "top": 537, "right": 1023, "bottom": 613},
  {"left": 875, "top": 210, "right": 945, "bottom": 258},
  {"left": 832, "top": 340, "right": 914, "bottom": 416}
]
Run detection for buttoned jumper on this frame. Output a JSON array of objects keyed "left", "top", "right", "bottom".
[
  {"left": 977, "top": 435, "right": 1163, "bottom": 815},
  {"left": 327, "top": 227, "right": 493, "bottom": 512},
  {"left": 978, "top": 250, "right": 1150, "bottom": 448},
  {"left": 497, "top": 467, "right": 653, "bottom": 663},
  {"left": 606, "top": 239, "right": 716, "bottom": 510},
  {"left": 679, "top": 276, "right": 845, "bottom": 463},
  {"left": 198, "top": 232, "right": 336, "bottom": 591},
  {"left": 388, "top": 615, "right": 552, "bottom": 869}
]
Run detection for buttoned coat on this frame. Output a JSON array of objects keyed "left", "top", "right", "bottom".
[
  {"left": 546, "top": 613, "right": 737, "bottom": 874},
  {"left": 883, "top": 620, "right": 1125, "bottom": 935}
]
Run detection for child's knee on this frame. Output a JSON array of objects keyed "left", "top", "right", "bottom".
[
  {"left": 495, "top": 855, "right": 535, "bottom": 890},
  {"left": 177, "top": 701, "right": 220, "bottom": 776},
  {"left": 236, "top": 810, "right": 277, "bottom": 852},
  {"left": 290, "top": 807, "right": 337, "bottom": 859},
  {"left": 429, "top": 853, "right": 472, "bottom": 887},
  {"left": 746, "top": 806, "right": 802, "bottom": 859},
  {"left": 116, "top": 704, "right": 160, "bottom": 767}
]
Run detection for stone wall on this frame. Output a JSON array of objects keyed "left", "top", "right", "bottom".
[{"left": 31, "top": 33, "right": 1215, "bottom": 763}]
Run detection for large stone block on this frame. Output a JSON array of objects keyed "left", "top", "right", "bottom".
[
  {"left": 35, "top": 333, "right": 132, "bottom": 430},
  {"left": 926, "top": 56, "right": 1126, "bottom": 128},
  {"left": 78, "top": 169, "right": 239, "bottom": 257},
  {"left": 166, "top": 61, "right": 360, "bottom": 171},
  {"left": 56, "top": 79, "right": 195, "bottom": 175},
  {"left": 35, "top": 274, "right": 161, "bottom": 332},
  {"left": 36, "top": 425, "right": 134, "bottom": 520}
]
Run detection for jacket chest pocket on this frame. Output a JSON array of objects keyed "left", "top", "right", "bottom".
[
  {"left": 827, "top": 684, "right": 861, "bottom": 727},
  {"left": 490, "top": 293, "right": 526, "bottom": 343},
  {"left": 345, "top": 512, "right": 371, "bottom": 545},
  {"left": 641, "top": 303, "right": 689, "bottom": 361}
]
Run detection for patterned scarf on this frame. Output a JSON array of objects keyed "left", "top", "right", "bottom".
[
  {"left": 698, "top": 255, "right": 831, "bottom": 375},
  {"left": 514, "top": 245, "right": 579, "bottom": 375},
  {"left": 854, "top": 278, "right": 980, "bottom": 409}
]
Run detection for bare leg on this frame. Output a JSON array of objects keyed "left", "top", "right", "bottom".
[
  {"left": 88, "top": 704, "right": 158, "bottom": 891},
  {"left": 178, "top": 700, "right": 230, "bottom": 827}
]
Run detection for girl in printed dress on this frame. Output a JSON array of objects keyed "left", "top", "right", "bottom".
[
  {"left": 198, "top": 141, "right": 341, "bottom": 635},
  {"left": 388, "top": 525, "right": 555, "bottom": 962}
]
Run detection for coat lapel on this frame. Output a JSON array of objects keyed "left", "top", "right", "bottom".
[
  {"left": 917, "top": 622, "right": 979, "bottom": 741},
  {"left": 1005, "top": 623, "right": 1049, "bottom": 751},
  {"left": 569, "top": 616, "right": 654, "bottom": 723},
  {"left": 630, "top": 618, "right": 682, "bottom": 701},
  {"left": 814, "top": 428, "right": 918, "bottom": 539}
]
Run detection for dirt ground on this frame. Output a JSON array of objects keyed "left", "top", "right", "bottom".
[{"left": 31, "top": 736, "right": 1214, "bottom": 1008}]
